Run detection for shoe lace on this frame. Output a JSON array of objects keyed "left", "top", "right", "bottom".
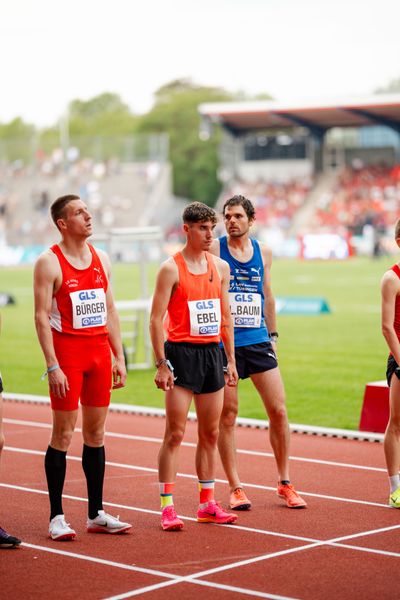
[
  {"left": 59, "top": 517, "right": 71, "bottom": 528},
  {"left": 163, "top": 505, "right": 176, "bottom": 517},
  {"left": 233, "top": 488, "right": 244, "bottom": 499},
  {"left": 283, "top": 484, "right": 301, "bottom": 499},
  {"left": 101, "top": 512, "right": 120, "bottom": 522},
  {"left": 212, "top": 502, "right": 226, "bottom": 515}
]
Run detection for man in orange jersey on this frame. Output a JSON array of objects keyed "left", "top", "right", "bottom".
[
  {"left": 381, "top": 218, "right": 400, "bottom": 508},
  {"left": 0, "top": 313, "right": 22, "bottom": 548},
  {"left": 150, "top": 201, "right": 238, "bottom": 531},
  {"left": 34, "top": 194, "right": 131, "bottom": 541}
]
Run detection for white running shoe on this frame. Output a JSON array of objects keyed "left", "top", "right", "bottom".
[
  {"left": 87, "top": 510, "right": 132, "bottom": 534},
  {"left": 49, "top": 514, "right": 76, "bottom": 541}
]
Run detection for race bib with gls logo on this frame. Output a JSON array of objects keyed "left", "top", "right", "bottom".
[
  {"left": 188, "top": 298, "right": 221, "bottom": 336},
  {"left": 70, "top": 288, "right": 107, "bottom": 329},
  {"left": 229, "top": 292, "right": 261, "bottom": 327}
]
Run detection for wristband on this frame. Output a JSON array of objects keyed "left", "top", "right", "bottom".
[
  {"left": 155, "top": 358, "right": 174, "bottom": 372},
  {"left": 269, "top": 331, "right": 279, "bottom": 342},
  {"left": 41, "top": 364, "right": 60, "bottom": 381}
]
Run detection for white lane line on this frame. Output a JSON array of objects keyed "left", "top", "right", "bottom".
[
  {"left": 105, "top": 577, "right": 297, "bottom": 600},
  {"left": 22, "top": 542, "right": 179, "bottom": 580},
  {"left": 102, "top": 580, "right": 183, "bottom": 600},
  {"left": 332, "top": 542, "right": 400, "bottom": 558},
  {"left": 4, "top": 417, "right": 386, "bottom": 473},
  {"left": 167, "top": 522, "right": 400, "bottom": 583},
  {"left": 181, "top": 579, "right": 297, "bottom": 600},
  {"left": 2, "top": 482, "right": 398, "bottom": 554},
  {"left": 21, "top": 541, "right": 298, "bottom": 600},
  {"left": 0, "top": 482, "right": 319, "bottom": 544},
  {"left": 3, "top": 445, "right": 389, "bottom": 509},
  {"left": 185, "top": 541, "right": 325, "bottom": 580},
  {"left": 9, "top": 489, "right": 400, "bottom": 600},
  {"left": 3, "top": 394, "right": 384, "bottom": 442},
  {"left": 326, "top": 522, "right": 400, "bottom": 544}
]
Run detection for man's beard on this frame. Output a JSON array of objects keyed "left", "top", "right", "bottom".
[{"left": 229, "top": 229, "right": 246, "bottom": 238}]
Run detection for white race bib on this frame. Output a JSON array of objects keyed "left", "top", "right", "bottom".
[
  {"left": 188, "top": 298, "right": 221, "bottom": 336},
  {"left": 70, "top": 288, "right": 107, "bottom": 329},
  {"left": 229, "top": 292, "right": 262, "bottom": 328}
]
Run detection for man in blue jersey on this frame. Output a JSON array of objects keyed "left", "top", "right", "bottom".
[{"left": 210, "top": 195, "right": 306, "bottom": 510}]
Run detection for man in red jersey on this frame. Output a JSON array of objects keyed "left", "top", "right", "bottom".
[
  {"left": 381, "top": 218, "right": 400, "bottom": 508},
  {"left": 149, "top": 201, "right": 238, "bottom": 531},
  {"left": 34, "top": 194, "right": 131, "bottom": 540}
]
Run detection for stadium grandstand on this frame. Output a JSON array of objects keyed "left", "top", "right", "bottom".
[
  {"left": 199, "top": 94, "right": 400, "bottom": 259},
  {"left": 0, "top": 133, "right": 173, "bottom": 261}
]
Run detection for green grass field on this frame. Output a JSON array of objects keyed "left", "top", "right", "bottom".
[{"left": 0, "top": 256, "right": 391, "bottom": 429}]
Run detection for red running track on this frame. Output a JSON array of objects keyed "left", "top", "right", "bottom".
[{"left": 0, "top": 400, "right": 399, "bottom": 600}]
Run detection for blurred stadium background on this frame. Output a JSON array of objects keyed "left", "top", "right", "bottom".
[
  {"left": 2, "top": 89, "right": 400, "bottom": 260},
  {"left": 1, "top": 83, "right": 400, "bottom": 431}
]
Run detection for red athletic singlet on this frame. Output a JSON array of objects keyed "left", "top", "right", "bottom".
[
  {"left": 50, "top": 244, "right": 108, "bottom": 336},
  {"left": 167, "top": 252, "right": 222, "bottom": 344},
  {"left": 391, "top": 264, "right": 400, "bottom": 341}
]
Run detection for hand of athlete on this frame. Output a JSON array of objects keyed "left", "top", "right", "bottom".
[
  {"left": 271, "top": 340, "right": 278, "bottom": 354},
  {"left": 112, "top": 357, "right": 127, "bottom": 389},
  {"left": 225, "top": 361, "right": 238, "bottom": 387},
  {"left": 48, "top": 368, "right": 70, "bottom": 398},
  {"left": 154, "top": 364, "right": 175, "bottom": 391}
]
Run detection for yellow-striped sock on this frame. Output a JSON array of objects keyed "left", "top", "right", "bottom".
[{"left": 160, "top": 482, "right": 174, "bottom": 509}]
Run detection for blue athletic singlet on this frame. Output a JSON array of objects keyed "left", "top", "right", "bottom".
[{"left": 219, "top": 236, "right": 269, "bottom": 347}]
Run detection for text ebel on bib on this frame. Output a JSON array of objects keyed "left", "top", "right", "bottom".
[
  {"left": 70, "top": 288, "right": 107, "bottom": 329},
  {"left": 229, "top": 292, "right": 261, "bottom": 327},
  {"left": 188, "top": 298, "right": 221, "bottom": 336}
]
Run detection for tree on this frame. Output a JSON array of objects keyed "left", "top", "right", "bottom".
[
  {"left": 135, "top": 79, "right": 234, "bottom": 205},
  {"left": 0, "top": 118, "right": 36, "bottom": 163},
  {"left": 68, "top": 92, "right": 137, "bottom": 134},
  {"left": 58, "top": 92, "right": 138, "bottom": 160}
]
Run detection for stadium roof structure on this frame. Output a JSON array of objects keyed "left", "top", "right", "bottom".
[{"left": 198, "top": 93, "right": 400, "bottom": 138}]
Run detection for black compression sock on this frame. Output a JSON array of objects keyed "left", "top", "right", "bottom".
[
  {"left": 44, "top": 446, "right": 67, "bottom": 520},
  {"left": 82, "top": 444, "right": 105, "bottom": 520}
]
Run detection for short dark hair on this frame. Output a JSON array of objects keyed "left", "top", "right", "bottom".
[
  {"left": 50, "top": 194, "right": 80, "bottom": 229},
  {"left": 222, "top": 195, "right": 255, "bottom": 220},
  {"left": 182, "top": 201, "right": 217, "bottom": 225}
]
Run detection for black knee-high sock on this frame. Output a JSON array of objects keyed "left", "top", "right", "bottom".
[
  {"left": 82, "top": 444, "right": 105, "bottom": 519},
  {"left": 44, "top": 446, "right": 67, "bottom": 521}
]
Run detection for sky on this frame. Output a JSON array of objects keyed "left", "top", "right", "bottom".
[{"left": 1, "top": 0, "right": 400, "bottom": 127}]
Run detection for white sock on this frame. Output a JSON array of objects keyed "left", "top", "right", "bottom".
[{"left": 389, "top": 475, "right": 399, "bottom": 493}]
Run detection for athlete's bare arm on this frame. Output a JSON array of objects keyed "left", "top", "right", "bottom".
[
  {"left": 149, "top": 258, "right": 178, "bottom": 391},
  {"left": 34, "top": 251, "right": 69, "bottom": 398},
  {"left": 381, "top": 270, "right": 400, "bottom": 364},
  {"left": 260, "top": 243, "right": 277, "bottom": 340},
  {"left": 97, "top": 248, "right": 127, "bottom": 389},
  {"left": 213, "top": 256, "right": 238, "bottom": 387}
]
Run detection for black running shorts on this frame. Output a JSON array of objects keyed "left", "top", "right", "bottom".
[
  {"left": 221, "top": 341, "right": 278, "bottom": 380},
  {"left": 165, "top": 341, "right": 225, "bottom": 394},
  {"left": 386, "top": 354, "right": 398, "bottom": 387}
]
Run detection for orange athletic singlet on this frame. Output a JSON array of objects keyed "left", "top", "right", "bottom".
[
  {"left": 167, "top": 252, "right": 222, "bottom": 344},
  {"left": 49, "top": 244, "right": 112, "bottom": 411},
  {"left": 392, "top": 264, "right": 400, "bottom": 342},
  {"left": 50, "top": 244, "right": 108, "bottom": 336}
]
